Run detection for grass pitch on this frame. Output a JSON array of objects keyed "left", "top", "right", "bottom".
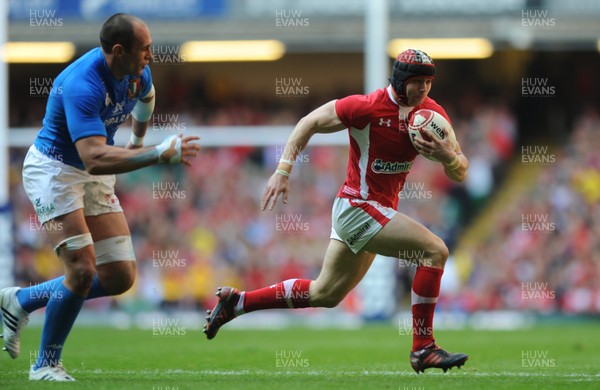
[{"left": 1, "top": 323, "right": 599, "bottom": 389}]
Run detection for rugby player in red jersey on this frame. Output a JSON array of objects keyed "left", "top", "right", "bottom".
[{"left": 204, "top": 49, "right": 468, "bottom": 373}]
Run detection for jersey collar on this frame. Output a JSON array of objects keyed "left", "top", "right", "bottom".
[{"left": 386, "top": 85, "right": 400, "bottom": 106}]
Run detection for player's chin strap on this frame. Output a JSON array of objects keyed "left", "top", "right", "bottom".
[
  {"left": 129, "top": 84, "right": 156, "bottom": 146},
  {"left": 388, "top": 84, "right": 406, "bottom": 106}
]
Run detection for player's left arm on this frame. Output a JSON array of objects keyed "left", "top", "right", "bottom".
[
  {"left": 126, "top": 87, "right": 155, "bottom": 149},
  {"left": 440, "top": 136, "right": 468, "bottom": 182},
  {"left": 412, "top": 127, "right": 468, "bottom": 182},
  {"left": 126, "top": 73, "right": 156, "bottom": 149}
]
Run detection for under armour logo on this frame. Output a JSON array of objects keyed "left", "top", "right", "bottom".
[{"left": 379, "top": 118, "right": 391, "bottom": 127}]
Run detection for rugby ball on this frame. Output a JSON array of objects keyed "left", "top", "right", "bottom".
[{"left": 408, "top": 109, "right": 457, "bottom": 162}]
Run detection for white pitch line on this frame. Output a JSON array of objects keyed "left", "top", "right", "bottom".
[{"left": 76, "top": 369, "right": 600, "bottom": 379}]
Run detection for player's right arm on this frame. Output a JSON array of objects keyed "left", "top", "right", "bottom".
[
  {"left": 75, "top": 134, "right": 200, "bottom": 175},
  {"left": 64, "top": 81, "right": 199, "bottom": 175},
  {"left": 261, "top": 100, "right": 346, "bottom": 211}
]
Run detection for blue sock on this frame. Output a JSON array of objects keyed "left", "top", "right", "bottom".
[
  {"left": 16, "top": 276, "right": 65, "bottom": 313},
  {"left": 17, "top": 275, "right": 108, "bottom": 313},
  {"left": 35, "top": 284, "right": 85, "bottom": 368},
  {"left": 85, "top": 275, "right": 108, "bottom": 300}
]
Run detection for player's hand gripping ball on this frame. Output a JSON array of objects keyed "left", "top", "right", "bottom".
[{"left": 408, "top": 109, "right": 457, "bottom": 162}]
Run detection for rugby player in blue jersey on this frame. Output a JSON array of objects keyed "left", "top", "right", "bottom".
[{"left": 0, "top": 14, "right": 200, "bottom": 381}]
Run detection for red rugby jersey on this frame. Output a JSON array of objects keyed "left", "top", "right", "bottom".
[{"left": 335, "top": 85, "right": 451, "bottom": 208}]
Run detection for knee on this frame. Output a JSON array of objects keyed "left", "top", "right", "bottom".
[
  {"left": 107, "top": 275, "right": 135, "bottom": 295},
  {"left": 70, "top": 268, "right": 95, "bottom": 293},
  {"left": 428, "top": 237, "right": 449, "bottom": 268},
  {"left": 102, "top": 272, "right": 135, "bottom": 296},
  {"left": 63, "top": 252, "right": 96, "bottom": 295}
]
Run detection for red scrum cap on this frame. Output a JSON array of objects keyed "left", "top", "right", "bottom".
[{"left": 391, "top": 49, "right": 435, "bottom": 103}]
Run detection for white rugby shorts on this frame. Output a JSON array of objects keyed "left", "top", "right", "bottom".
[
  {"left": 330, "top": 197, "right": 397, "bottom": 254},
  {"left": 22, "top": 145, "right": 123, "bottom": 224}
]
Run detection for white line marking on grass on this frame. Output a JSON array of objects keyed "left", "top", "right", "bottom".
[{"left": 76, "top": 369, "right": 600, "bottom": 379}]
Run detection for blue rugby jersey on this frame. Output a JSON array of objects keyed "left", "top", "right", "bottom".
[{"left": 34, "top": 47, "right": 152, "bottom": 170}]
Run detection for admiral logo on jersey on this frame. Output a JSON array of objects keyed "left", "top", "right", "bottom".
[{"left": 371, "top": 159, "right": 413, "bottom": 174}]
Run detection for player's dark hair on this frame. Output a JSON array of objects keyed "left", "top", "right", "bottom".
[{"left": 99, "top": 13, "right": 142, "bottom": 53}]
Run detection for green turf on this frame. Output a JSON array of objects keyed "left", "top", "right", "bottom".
[{"left": 1, "top": 324, "right": 599, "bottom": 389}]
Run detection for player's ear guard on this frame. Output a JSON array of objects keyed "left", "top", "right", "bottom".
[{"left": 391, "top": 49, "right": 435, "bottom": 99}]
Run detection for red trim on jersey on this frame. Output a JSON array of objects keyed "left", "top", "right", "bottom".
[{"left": 348, "top": 199, "right": 391, "bottom": 226}]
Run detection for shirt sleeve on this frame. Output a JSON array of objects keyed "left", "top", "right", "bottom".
[
  {"left": 335, "top": 94, "right": 372, "bottom": 130},
  {"left": 140, "top": 65, "right": 153, "bottom": 97},
  {"left": 62, "top": 83, "right": 107, "bottom": 143}
]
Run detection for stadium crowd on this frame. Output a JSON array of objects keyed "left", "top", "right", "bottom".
[{"left": 456, "top": 106, "right": 600, "bottom": 314}]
